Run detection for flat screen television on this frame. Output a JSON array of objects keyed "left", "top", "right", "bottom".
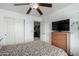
[{"left": 52, "top": 19, "right": 70, "bottom": 31}]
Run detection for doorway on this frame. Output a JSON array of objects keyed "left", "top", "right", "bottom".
[{"left": 34, "top": 21, "right": 40, "bottom": 40}]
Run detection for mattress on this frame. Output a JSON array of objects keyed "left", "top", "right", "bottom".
[{"left": 0, "top": 40, "right": 68, "bottom": 56}]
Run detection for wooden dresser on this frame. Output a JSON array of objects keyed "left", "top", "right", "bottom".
[{"left": 51, "top": 32, "right": 70, "bottom": 54}]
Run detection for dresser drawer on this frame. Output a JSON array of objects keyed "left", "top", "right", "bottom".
[{"left": 51, "top": 32, "right": 70, "bottom": 53}]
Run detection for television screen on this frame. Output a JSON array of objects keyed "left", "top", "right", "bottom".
[{"left": 52, "top": 19, "right": 70, "bottom": 31}]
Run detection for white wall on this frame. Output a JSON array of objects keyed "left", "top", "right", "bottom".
[
  {"left": 41, "top": 5, "right": 79, "bottom": 56},
  {"left": 0, "top": 9, "right": 42, "bottom": 46},
  {"left": 40, "top": 20, "right": 52, "bottom": 44},
  {"left": 70, "top": 17, "right": 79, "bottom": 56}
]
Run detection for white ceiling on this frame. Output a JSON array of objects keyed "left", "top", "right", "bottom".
[{"left": 0, "top": 3, "right": 72, "bottom": 17}]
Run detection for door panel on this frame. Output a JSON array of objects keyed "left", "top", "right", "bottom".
[
  {"left": 0, "top": 17, "right": 24, "bottom": 45},
  {"left": 14, "top": 19, "right": 24, "bottom": 44}
]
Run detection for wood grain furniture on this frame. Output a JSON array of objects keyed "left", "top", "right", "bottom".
[{"left": 51, "top": 32, "right": 70, "bottom": 54}]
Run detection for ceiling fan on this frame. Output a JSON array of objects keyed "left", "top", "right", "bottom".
[{"left": 14, "top": 3, "right": 52, "bottom": 15}]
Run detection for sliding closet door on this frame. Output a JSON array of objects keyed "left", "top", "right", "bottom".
[
  {"left": 14, "top": 19, "right": 24, "bottom": 44},
  {"left": 6, "top": 18, "right": 16, "bottom": 45},
  {"left": 1, "top": 17, "right": 24, "bottom": 45},
  {"left": 0, "top": 17, "right": 8, "bottom": 45}
]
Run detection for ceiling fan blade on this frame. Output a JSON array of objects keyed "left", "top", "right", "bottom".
[
  {"left": 39, "top": 3, "right": 52, "bottom": 7},
  {"left": 14, "top": 3, "right": 30, "bottom": 6},
  {"left": 37, "top": 8, "right": 43, "bottom": 15},
  {"left": 26, "top": 8, "right": 32, "bottom": 14}
]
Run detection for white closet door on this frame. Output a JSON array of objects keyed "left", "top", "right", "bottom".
[
  {"left": 1, "top": 17, "right": 24, "bottom": 45},
  {"left": 6, "top": 18, "right": 16, "bottom": 45},
  {"left": 14, "top": 19, "right": 24, "bottom": 44},
  {"left": 0, "top": 16, "right": 7, "bottom": 45},
  {"left": 0, "top": 16, "right": 5, "bottom": 38}
]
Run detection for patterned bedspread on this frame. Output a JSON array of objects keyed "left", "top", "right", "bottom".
[{"left": 0, "top": 40, "right": 68, "bottom": 56}]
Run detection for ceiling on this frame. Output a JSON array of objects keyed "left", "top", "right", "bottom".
[{"left": 0, "top": 3, "right": 72, "bottom": 17}]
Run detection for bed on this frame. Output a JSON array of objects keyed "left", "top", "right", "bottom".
[{"left": 0, "top": 40, "right": 67, "bottom": 56}]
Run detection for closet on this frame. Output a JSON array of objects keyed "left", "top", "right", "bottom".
[{"left": 0, "top": 17, "right": 24, "bottom": 45}]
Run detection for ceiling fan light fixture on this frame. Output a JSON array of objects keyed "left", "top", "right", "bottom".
[
  {"left": 31, "top": 3, "right": 38, "bottom": 9},
  {"left": 14, "top": 3, "right": 52, "bottom": 15}
]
